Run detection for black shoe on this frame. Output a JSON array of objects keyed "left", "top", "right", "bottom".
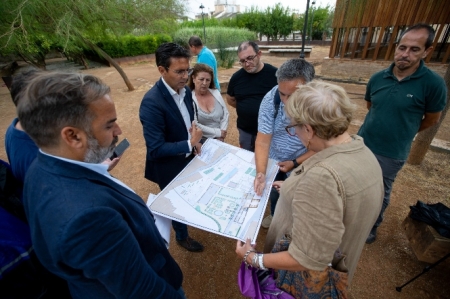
[
  {"left": 365, "top": 227, "right": 377, "bottom": 244},
  {"left": 176, "top": 237, "right": 204, "bottom": 252}
]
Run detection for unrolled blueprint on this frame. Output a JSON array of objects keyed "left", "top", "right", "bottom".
[{"left": 148, "top": 138, "right": 279, "bottom": 243}]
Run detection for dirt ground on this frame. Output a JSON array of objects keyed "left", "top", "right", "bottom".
[{"left": 0, "top": 46, "right": 449, "bottom": 299}]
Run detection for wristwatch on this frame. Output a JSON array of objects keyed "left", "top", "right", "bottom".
[{"left": 292, "top": 158, "right": 300, "bottom": 168}]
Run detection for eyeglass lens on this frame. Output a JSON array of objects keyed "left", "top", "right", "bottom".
[{"left": 239, "top": 55, "right": 256, "bottom": 64}]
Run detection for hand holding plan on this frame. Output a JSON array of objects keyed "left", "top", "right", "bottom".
[{"left": 253, "top": 172, "right": 266, "bottom": 196}]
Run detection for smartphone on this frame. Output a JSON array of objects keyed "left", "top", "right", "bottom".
[{"left": 110, "top": 138, "right": 130, "bottom": 160}]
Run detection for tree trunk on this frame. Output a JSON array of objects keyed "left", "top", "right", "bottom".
[
  {"left": 407, "top": 64, "right": 450, "bottom": 165},
  {"left": 83, "top": 39, "right": 135, "bottom": 91}
]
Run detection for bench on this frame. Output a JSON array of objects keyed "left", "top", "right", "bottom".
[
  {"left": 258, "top": 45, "right": 312, "bottom": 50},
  {"left": 267, "top": 48, "right": 312, "bottom": 58}
]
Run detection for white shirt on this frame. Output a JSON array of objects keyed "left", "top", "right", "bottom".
[
  {"left": 39, "top": 150, "right": 134, "bottom": 192},
  {"left": 161, "top": 77, "right": 193, "bottom": 155}
]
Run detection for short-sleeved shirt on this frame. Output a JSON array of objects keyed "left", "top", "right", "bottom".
[
  {"left": 358, "top": 61, "right": 447, "bottom": 160},
  {"left": 227, "top": 63, "right": 278, "bottom": 135},
  {"left": 258, "top": 86, "right": 307, "bottom": 162},
  {"left": 197, "top": 46, "right": 220, "bottom": 90}
]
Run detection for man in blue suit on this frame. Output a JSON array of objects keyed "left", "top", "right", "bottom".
[
  {"left": 139, "top": 43, "right": 204, "bottom": 252},
  {"left": 18, "top": 72, "right": 186, "bottom": 298}
]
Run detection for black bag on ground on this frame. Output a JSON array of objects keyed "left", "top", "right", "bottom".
[{"left": 409, "top": 200, "right": 450, "bottom": 238}]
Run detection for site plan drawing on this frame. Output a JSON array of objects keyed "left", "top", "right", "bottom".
[{"left": 148, "top": 138, "right": 279, "bottom": 243}]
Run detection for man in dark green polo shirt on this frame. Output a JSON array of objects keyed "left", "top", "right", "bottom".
[{"left": 358, "top": 23, "right": 447, "bottom": 244}]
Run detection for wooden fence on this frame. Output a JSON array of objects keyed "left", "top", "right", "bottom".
[{"left": 329, "top": 0, "right": 450, "bottom": 64}]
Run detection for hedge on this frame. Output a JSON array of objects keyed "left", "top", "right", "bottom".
[{"left": 96, "top": 34, "right": 172, "bottom": 58}]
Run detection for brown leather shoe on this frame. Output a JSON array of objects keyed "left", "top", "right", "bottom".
[{"left": 176, "top": 237, "right": 204, "bottom": 252}]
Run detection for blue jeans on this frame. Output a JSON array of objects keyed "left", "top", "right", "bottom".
[
  {"left": 238, "top": 128, "right": 256, "bottom": 152},
  {"left": 373, "top": 153, "right": 406, "bottom": 228},
  {"left": 270, "top": 171, "right": 288, "bottom": 215}
]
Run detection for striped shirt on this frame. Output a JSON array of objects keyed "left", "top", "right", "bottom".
[{"left": 258, "top": 86, "right": 307, "bottom": 162}]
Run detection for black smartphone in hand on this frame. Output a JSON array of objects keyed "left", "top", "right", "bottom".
[{"left": 110, "top": 138, "right": 130, "bottom": 160}]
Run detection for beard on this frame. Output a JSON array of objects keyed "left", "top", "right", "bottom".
[{"left": 84, "top": 134, "right": 118, "bottom": 164}]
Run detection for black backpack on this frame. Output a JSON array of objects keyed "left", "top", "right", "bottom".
[{"left": 273, "top": 87, "right": 281, "bottom": 120}]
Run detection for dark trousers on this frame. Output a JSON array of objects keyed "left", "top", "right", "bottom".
[
  {"left": 238, "top": 128, "right": 256, "bottom": 152},
  {"left": 270, "top": 171, "right": 288, "bottom": 215},
  {"left": 373, "top": 153, "right": 406, "bottom": 228}
]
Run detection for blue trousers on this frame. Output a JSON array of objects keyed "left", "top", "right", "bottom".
[{"left": 373, "top": 153, "right": 406, "bottom": 228}]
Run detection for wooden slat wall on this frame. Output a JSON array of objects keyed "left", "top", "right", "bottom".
[{"left": 329, "top": 0, "right": 450, "bottom": 63}]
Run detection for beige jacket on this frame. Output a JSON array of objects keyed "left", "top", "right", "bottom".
[{"left": 264, "top": 135, "right": 383, "bottom": 283}]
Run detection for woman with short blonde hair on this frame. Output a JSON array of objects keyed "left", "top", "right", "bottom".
[
  {"left": 284, "top": 81, "right": 355, "bottom": 141},
  {"left": 236, "top": 81, "right": 384, "bottom": 298}
]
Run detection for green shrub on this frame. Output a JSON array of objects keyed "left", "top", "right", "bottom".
[
  {"left": 173, "top": 27, "right": 256, "bottom": 68},
  {"left": 95, "top": 34, "right": 172, "bottom": 58}
]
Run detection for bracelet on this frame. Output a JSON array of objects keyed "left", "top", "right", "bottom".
[
  {"left": 292, "top": 158, "right": 300, "bottom": 168},
  {"left": 258, "top": 254, "right": 268, "bottom": 270},
  {"left": 251, "top": 252, "right": 258, "bottom": 268},
  {"left": 243, "top": 249, "right": 256, "bottom": 267}
]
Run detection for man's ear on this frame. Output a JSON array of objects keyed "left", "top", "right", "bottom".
[
  {"left": 422, "top": 46, "right": 433, "bottom": 59},
  {"left": 60, "top": 127, "right": 86, "bottom": 149},
  {"left": 158, "top": 65, "right": 166, "bottom": 76}
]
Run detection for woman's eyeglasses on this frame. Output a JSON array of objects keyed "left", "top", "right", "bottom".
[
  {"left": 285, "top": 124, "right": 302, "bottom": 136},
  {"left": 166, "top": 67, "right": 193, "bottom": 76}
]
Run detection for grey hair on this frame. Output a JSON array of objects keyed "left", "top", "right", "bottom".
[
  {"left": 17, "top": 72, "right": 110, "bottom": 148},
  {"left": 276, "top": 59, "right": 315, "bottom": 83}
]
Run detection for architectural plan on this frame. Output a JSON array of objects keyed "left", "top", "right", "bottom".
[{"left": 148, "top": 139, "right": 279, "bottom": 243}]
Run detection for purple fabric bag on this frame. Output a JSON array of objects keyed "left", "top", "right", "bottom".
[{"left": 238, "top": 262, "right": 294, "bottom": 299}]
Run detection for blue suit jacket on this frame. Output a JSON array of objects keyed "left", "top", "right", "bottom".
[
  {"left": 139, "top": 78, "right": 195, "bottom": 189},
  {"left": 23, "top": 153, "right": 183, "bottom": 299}
]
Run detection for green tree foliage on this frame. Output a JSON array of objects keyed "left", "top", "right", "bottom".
[
  {"left": 0, "top": 0, "right": 184, "bottom": 90},
  {"left": 261, "top": 3, "right": 294, "bottom": 41},
  {"left": 295, "top": 5, "right": 334, "bottom": 40},
  {"left": 178, "top": 4, "right": 294, "bottom": 42},
  {"left": 0, "top": 0, "right": 183, "bottom": 66},
  {"left": 173, "top": 27, "right": 256, "bottom": 49},
  {"left": 173, "top": 27, "right": 256, "bottom": 68}
]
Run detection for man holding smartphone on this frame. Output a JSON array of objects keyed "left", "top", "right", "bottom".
[{"left": 19, "top": 72, "right": 186, "bottom": 298}]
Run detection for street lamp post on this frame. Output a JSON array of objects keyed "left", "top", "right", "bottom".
[
  {"left": 200, "top": 4, "right": 206, "bottom": 44},
  {"left": 309, "top": 1, "right": 316, "bottom": 43},
  {"left": 300, "top": 0, "right": 311, "bottom": 59}
]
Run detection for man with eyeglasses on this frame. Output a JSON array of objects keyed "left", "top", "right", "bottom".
[
  {"left": 226, "top": 41, "right": 278, "bottom": 152},
  {"left": 139, "top": 43, "right": 204, "bottom": 252},
  {"left": 254, "top": 59, "right": 316, "bottom": 228}
]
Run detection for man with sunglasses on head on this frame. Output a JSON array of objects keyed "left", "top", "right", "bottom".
[
  {"left": 139, "top": 42, "right": 204, "bottom": 252},
  {"left": 227, "top": 41, "right": 278, "bottom": 152}
]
